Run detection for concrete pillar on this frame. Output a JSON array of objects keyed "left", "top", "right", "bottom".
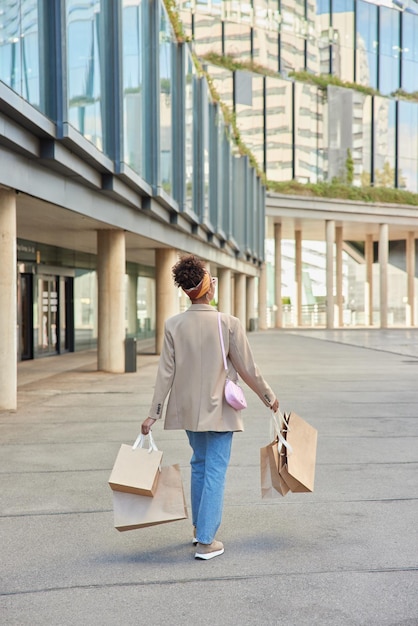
[
  {"left": 379, "top": 223, "right": 389, "bottom": 328},
  {"left": 0, "top": 189, "right": 17, "bottom": 410},
  {"left": 365, "top": 234, "right": 374, "bottom": 326},
  {"left": 234, "top": 273, "right": 246, "bottom": 328},
  {"left": 127, "top": 273, "right": 137, "bottom": 335},
  {"left": 246, "top": 276, "right": 256, "bottom": 330},
  {"left": 406, "top": 232, "right": 415, "bottom": 326},
  {"left": 326, "top": 220, "right": 335, "bottom": 329},
  {"left": 97, "top": 230, "right": 126, "bottom": 372},
  {"left": 258, "top": 263, "right": 268, "bottom": 330},
  {"left": 274, "top": 222, "right": 282, "bottom": 328},
  {"left": 295, "top": 230, "right": 302, "bottom": 326},
  {"left": 336, "top": 226, "right": 343, "bottom": 327},
  {"left": 218, "top": 267, "right": 232, "bottom": 315},
  {"left": 155, "top": 248, "right": 178, "bottom": 354}
]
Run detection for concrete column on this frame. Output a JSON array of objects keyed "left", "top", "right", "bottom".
[
  {"left": 336, "top": 226, "right": 343, "bottom": 327},
  {"left": 0, "top": 189, "right": 17, "bottom": 410},
  {"left": 234, "top": 273, "right": 246, "bottom": 328},
  {"left": 406, "top": 232, "right": 415, "bottom": 326},
  {"left": 365, "top": 234, "right": 374, "bottom": 326},
  {"left": 326, "top": 220, "right": 335, "bottom": 329},
  {"left": 155, "top": 248, "right": 179, "bottom": 354},
  {"left": 379, "top": 223, "right": 389, "bottom": 328},
  {"left": 274, "top": 222, "right": 282, "bottom": 328},
  {"left": 97, "top": 230, "right": 126, "bottom": 372},
  {"left": 258, "top": 263, "right": 268, "bottom": 330},
  {"left": 295, "top": 230, "right": 302, "bottom": 326},
  {"left": 218, "top": 268, "right": 232, "bottom": 315},
  {"left": 127, "top": 273, "right": 137, "bottom": 335},
  {"left": 246, "top": 276, "right": 256, "bottom": 330}
]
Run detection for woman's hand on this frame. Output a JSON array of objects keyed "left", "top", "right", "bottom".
[
  {"left": 271, "top": 398, "right": 279, "bottom": 413},
  {"left": 141, "top": 417, "right": 156, "bottom": 435}
]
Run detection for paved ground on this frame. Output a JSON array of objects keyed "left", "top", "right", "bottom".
[{"left": 1, "top": 329, "right": 418, "bottom": 626}]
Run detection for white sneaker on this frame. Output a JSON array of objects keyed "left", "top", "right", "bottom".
[{"left": 195, "top": 540, "right": 224, "bottom": 560}]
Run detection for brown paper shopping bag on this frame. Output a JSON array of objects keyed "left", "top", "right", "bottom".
[
  {"left": 109, "top": 432, "right": 163, "bottom": 496},
  {"left": 112, "top": 464, "right": 188, "bottom": 531},
  {"left": 279, "top": 411, "right": 318, "bottom": 493},
  {"left": 260, "top": 436, "right": 290, "bottom": 498}
]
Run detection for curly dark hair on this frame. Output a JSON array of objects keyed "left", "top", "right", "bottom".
[{"left": 172, "top": 254, "right": 207, "bottom": 290}]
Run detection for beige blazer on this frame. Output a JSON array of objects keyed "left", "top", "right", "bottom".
[{"left": 148, "top": 304, "right": 276, "bottom": 431}]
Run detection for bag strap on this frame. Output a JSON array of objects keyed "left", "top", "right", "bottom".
[
  {"left": 217, "top": 312, "right": 228, "bottom": 371},
  {"left": 132, "top": 431, "right": 159, "bottom": 453},
  {"left": 271, "top": 410, "right": 293, "bottom": 455}
]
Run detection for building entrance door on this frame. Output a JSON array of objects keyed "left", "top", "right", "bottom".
[{"left": 35, "top": 275, "right": 59, "bottom": 357}]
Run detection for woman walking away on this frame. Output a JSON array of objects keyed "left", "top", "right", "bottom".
[{"left": 141, "top": 254, "right": 279, "bottom": 560}]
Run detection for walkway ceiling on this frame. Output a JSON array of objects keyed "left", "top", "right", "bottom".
[{"left": 16, "top": 193, "right": 159, "bottom": 267}]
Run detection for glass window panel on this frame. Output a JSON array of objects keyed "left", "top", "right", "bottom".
[
  {"left": 265, "top": 77, "right": 293, "bottom": 182},
  {"left": 327, "top": 85, "right": 370, "bottom": 185},
  {"left": 401, "top": 13, "right": 418, "bottom": 93},
  {"left": 252, "top": 0, "right": 280, "bottom": 72},
  {"left": 306, "top": 0, "right": 319, "bottom": 74},
  {"left": 224, "top": 21, "right": 252, "bottom": 60},
  {"left": 193, "top": 12, "right": 222, "bottom": 56},
  {"left": 354, "top": 92, "right": 372, "bottom": 187},
  {"left": 379, "top": 7, "right": 400, "bottom": 96},
  {"left": 122, "top": 0, "right": 144, "bottom": 176},
  {"left": 280, "top": 0, "right": 306, "bottom": 73},
  {"left": 253, "top": 27, "right": 279, "bottom": 73},
  {"left": 374, "top": 97, "right": 396, "bottom": 188},
  {"left": 356, "top": 0, "right": 378, "bottom": 89},
  {"left": 159, "top": 5, "right": 174, "bottom": 195},
  {"left": 0, "top": 0, "right": 40, "bottom": 109},
  {"left": 331, "top": 0, "right": 355, "bottom": 82},
  {"left": 202, "top": 82, "right": 210, "bottom": 221},
  {"left": 74, "top": 269, "right": 97, "bottom": 351},
  {"left": 217, "top": 115, "right": 230, "bottom": 235},
  {"left": 316, "top": 0, "right": 331, "bottom": 75},
  {"left": 66, "top": 0, "right": 103, "bottom": 151},
  {"left": 235, "top": 74, "right": 264, "bottom": 171},
  {"left": 184, "top": 51, "right": 195, "bottom": 212},
  {"left": 294, "top": 82, "right": 321, "bottom": 183},
  {"left": 398, "top": 101, "right": 418, "bottom": 193}
]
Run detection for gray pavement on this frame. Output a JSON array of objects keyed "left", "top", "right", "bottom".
[{"left": 1, "top": 329, "right": 418, "bottom": 626}]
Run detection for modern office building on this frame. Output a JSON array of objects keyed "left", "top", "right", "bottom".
[
  {"left": 0, "top": 0, "right": 265, "bottom": 410},
  {"left": 178, "top": 0, "right": 418, "bottom": 329},
  {"left": 1, "top": 0, "right": 418, "bottom": 411}
]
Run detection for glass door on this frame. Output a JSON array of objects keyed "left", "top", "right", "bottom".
[{"left": 34, "top": 276, "right": 58, "bottom": 357}]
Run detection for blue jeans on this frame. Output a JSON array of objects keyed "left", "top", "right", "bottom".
[{"left": 186, "top": 430, "right": 233, "bottom": 545}]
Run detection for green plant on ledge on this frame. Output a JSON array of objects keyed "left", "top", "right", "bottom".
[{"left": 267, "top": 179, "right": 418, "bottom": 206}]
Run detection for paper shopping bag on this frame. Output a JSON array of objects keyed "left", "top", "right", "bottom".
[
  {"left": 279, "top": 411, "right": 318, "bottom": 493},
  {"left": 112, "top": 464, "right": 188, "bottom": 531},
  {"left": 260, "top": 436, "right": 290, "bottom": 498},
  {"left": 108, "top": 433, "right": 163, "bottom": 496}
]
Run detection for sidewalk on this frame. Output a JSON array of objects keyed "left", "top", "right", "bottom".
[{"left": 1, "top": 329, "right": 418, "bottom": 625}]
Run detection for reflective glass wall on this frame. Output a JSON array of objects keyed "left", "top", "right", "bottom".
[
  {"left": 0, "top": 0, "right": 265, "bottom": 261},
  {"left": 0, "top": 0, "right": 40, "bottom": 109},
  {"left": 66, "top": 0, "right": 103, "bottom": 150},
  {"left": 122, "top": 0, "right": 144, "bottom": 176},
  {"left": 176, "top": 0, "right": 418, "bottom": 193}
]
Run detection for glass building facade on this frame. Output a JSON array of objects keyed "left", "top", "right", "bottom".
[
  {"left": 0, "top": 0, "right": 265, "bottom": 359},
  {"left": 179, "top": 0, "right": 418, "bottom": 192}
]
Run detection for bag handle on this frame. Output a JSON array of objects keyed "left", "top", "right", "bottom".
[
  {"left": 217, "top": 313, "right": 228, "bottom": 371},
  {"left": 271, "top": 410, "right": 293, "bottom": 455},
  {"left": 132, "top": 431, "right": 159, "bottom": 453}
]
